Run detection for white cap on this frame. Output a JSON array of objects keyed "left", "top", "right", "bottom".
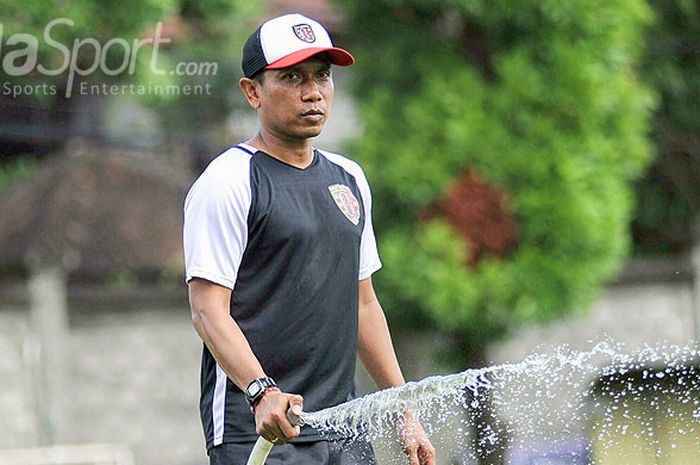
[{"left": 242, "top": 13, "right": 355, "bottom": 78}]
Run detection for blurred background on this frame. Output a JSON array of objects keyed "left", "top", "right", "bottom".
[{"left": 0, "top": 0, "right": 698, "bottom": 464}]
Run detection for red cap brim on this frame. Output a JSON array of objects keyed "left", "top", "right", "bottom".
[{"left": 266, "top": 47, "right": 355, "bottom": 70}]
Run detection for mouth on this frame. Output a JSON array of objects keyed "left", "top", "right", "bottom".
[
  {"left": 301, "top": 109, "right": 324, "bottom": 116},
  {"left": 301, "top": 109, "right": 325, "bottom": 122}
]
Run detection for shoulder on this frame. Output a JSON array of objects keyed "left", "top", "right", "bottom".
[
  {"left": 185, "top": 146, "right": 253, "bottom": 207},
  {"left": 317, "top": 149, "right": 374, "bottom": 207},
  {"left": 317, "top": 149, "right": 367, "bottom": 184},
  {"left": 202, "top": 146, "right": 253, "bottom": 181}
]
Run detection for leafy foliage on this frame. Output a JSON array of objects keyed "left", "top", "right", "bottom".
[
  {"left": 632, "top": 0, "right": 700, "bottom": 255},
  {"left": 339, "top": 0, "right": 656, "bottom": 362},
  {"left": 0, "top": 156, "right": 35, "bottom": 190}
]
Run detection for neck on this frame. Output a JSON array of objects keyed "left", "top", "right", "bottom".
[{"left": 247, "top": 133, "right": 315, "bottom": 169}]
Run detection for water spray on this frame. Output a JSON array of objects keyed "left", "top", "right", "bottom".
[{"left": 247, "top": 340, "right": 700, "bottom": 464}]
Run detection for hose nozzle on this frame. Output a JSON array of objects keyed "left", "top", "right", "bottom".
[{"left": 287, "top": 407, "right": 305, "bottom": 427}]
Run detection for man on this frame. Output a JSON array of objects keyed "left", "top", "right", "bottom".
[{"left": 183, "top": 13, "right": 435, "bottom": 465}]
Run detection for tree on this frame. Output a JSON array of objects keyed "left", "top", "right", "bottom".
[
  {"left": 340, "top": 0, "right": 654, "bottom": 360},
  {"left": 632, "top": 0, "right": 700, "bottom": 255},
  {"left": 339, "top": 2, "right": 655, "bottom": 461}
]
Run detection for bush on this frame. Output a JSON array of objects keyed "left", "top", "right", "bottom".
[{"left": 340, "top": 0, "right": 656, "bottom": 363}]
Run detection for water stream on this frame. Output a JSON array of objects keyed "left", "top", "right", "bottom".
[{"left": 302, "top": 340, "right": 700, "bottom": 464}]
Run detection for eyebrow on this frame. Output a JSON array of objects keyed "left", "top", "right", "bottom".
[{"left": 283, "top": 60, "right": 332, "bottom": 74}]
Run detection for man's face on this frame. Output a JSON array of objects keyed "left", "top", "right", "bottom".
[{"left": 255, "top": 55, "right": 334, "bottom": 142}]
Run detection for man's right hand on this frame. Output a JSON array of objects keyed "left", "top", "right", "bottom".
[{"left": 254, "top": 391, "right": 304, "bottom": 444}]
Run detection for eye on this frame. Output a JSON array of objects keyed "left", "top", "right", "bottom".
[
  {"left": 282, "top": 71, "right": 302, "bottom": 81},
  {"left": 318, "top": 69, "right": 331, "bottom": 80}
]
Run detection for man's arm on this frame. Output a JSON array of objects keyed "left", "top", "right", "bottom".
[
  {"left": 357, "top": 277, "right": 436, "bottom": 465},
  {"left": 357, "top": 277, "right": 405, "bottom": 388},
  {"left": 189, "top": 278, "right": 265, "bottom": 387},
  {"left": 188, "top": 278, "right": 302, "bottom": 443}
]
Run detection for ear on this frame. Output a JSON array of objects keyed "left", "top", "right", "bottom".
[{"left": 239, "top": 77, "right": 262, "bottom": 110}]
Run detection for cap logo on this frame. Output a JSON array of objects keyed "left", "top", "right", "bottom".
[
  {"left": 328, "top": 184, "right": 361, "bottom": 225},
  {"left": 292, "top": 24, "right": 316, "bottom": 43}
]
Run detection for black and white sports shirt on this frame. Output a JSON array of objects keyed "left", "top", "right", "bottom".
[{"left": 183, "top": 143, "right": 382, "bottom": 448}]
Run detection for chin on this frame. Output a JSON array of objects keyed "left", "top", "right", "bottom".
[{"left": 300, "top": 127, "right": 324, "bottom": 139}]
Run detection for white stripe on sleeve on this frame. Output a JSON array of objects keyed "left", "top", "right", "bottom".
[{"left": 183, "top": 148, "right": 253, "bottom": 289}]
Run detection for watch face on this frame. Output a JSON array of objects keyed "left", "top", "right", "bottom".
[{"left": 248, "top": 383, "right": 262, "bottom": 397}]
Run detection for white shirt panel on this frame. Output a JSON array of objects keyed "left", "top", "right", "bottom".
[
  {"left": 321, "top": 150, "right": 382, "bottom": 280},
  {"left": 183, "top": 148, "right": 253, "bottom": 289}
]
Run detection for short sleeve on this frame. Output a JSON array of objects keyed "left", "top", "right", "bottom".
[
  {"left": 354, "top": 168, "right": 382, "bottom": 280},
  {"left": 183, "top": 150, "right": 253, "bottom": 289}
]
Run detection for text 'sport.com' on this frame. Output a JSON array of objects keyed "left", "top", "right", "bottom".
[{"left": 0, "top": 18, "right": 218, "bottom": 98}]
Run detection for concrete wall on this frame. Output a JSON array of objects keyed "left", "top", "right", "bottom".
[
  {"left": 0, "top": 287, "right": 205, "bottom": 465},
  {"left": 0, "top": 308, "right": 37, "bottom": 448},
  {"left": 489, "top": 281, "right": 696, "bottom": 363},
  {"left": 67, "top": 308, "right": 204, "bottom": 465}
]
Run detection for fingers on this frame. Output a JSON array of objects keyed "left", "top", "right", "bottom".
[
  {"left": 418, "top": 442, "right": 436, "bottom": 465},
  {"left": 257, "top": 410, "right": 292, "bottom": 443},
  {"left": 286, "top": 395, "right": 305, "bottom": 430},
  {"left": 255, "top": 400, "right": 285, "bottom": 443},
  {"left": 399, "top": 414, "right": 436, "bottom": 465},
  {"left": 401, "top": 426, "right": 421, "bottom": 465},
  {"left": 260, "top": 423, "right": 285, "bottom": 444},
  {"left": 290, "top": 395, "right": 303, "bottom": 415},
  {"left": 405, "top": 441, "right": 436, "bottom": 465},
  {"left": 255, "top": 392, "right": 304, "bottom": 444},
  {"left": 277, "top": 412, "right": 301, "bottom": 440},
  {"left": 406, "top": 446, "right": 420, "bottom": 465},
  {"left": 281, "top": 394, "right": 304, "bottom": 438}
]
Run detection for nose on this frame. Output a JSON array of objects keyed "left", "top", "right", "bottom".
[{"left": 300, "top": 80, "right": 322, "bottom": 102}]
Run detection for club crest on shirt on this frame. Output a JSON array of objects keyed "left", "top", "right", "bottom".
[
  {"left": 293, "top": 24, "right": 316, "bottom": 43},
  {"left": 328, "top": 184, "right": 361, "bottom": 225}
]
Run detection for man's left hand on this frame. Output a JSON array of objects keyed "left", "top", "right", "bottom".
[{"left": 399, "top": 412, "right": 436, "bottom": 465}]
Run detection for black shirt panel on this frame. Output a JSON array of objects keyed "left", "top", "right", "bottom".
[{"left": 221, "top": 149, "right": 366, "bottom": 442}]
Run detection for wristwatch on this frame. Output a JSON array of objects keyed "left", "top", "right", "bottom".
[{"left": 244, "top": 377, "right": 278, "bottom": 408}]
